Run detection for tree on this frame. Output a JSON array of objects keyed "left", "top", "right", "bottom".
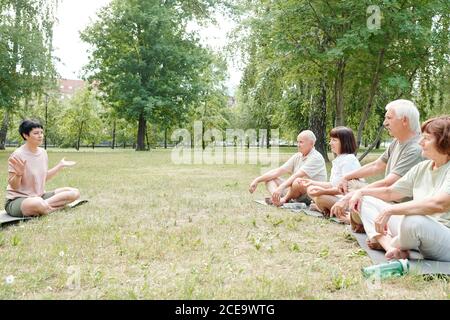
[
  {"left": 186, "top": 53, "right": 230, "bottom": 149},
  {"left": 57, "top": 87, "right": 103, "bottom": 150},
  {"left": 0, "top": 0, "right": 58, "bottom": 149},
  {"left": 232, "top": 0, "right": 450, "bottom": 161},
  {"left": 81, "top": 0, "right": 226, "bottom": 151}
]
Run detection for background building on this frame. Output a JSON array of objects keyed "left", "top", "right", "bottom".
[{"left": 58, "top": 79, "right": 85, "bottom": 99}]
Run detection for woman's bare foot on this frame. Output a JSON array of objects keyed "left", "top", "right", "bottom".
[
  {"left": 385, "top": 247, "right": 410, "bottom": 260},
  {"left": 337, "top": 213, "right": 350, "bottom": 224},
  {"left": 277, "top": 196, "right": 288, "bottom": 207},
  {"left": 366, "top": 238, "right": 383, "bottom": 250}
]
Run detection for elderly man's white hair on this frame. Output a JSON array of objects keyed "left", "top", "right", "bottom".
[
  {"left": 299, "top": 130, "right": 317, "bottom": 144},
  {"left": 385, "top": 99, "right": 421, "bottom": 134}
]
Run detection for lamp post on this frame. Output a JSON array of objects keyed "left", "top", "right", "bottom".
[{"left": 44, "top": 94, "right": 48, "bottom": 150}]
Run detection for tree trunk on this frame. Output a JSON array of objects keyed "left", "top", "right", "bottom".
[
  {"left": 164, "top": 127, "right": 168, "bottom": 149},
  {"left": 0, "top": 112, "right": 10, "bottom": 150},
  {"left": 201, "top": 92, "right": 210, "bottom": 150},
  {"left": 145, "top": 126, "right": 150, "bottom": 151},
  {"left": 356, "top": 48, "right": 385, "bottom": 148},
  {"left": 358, "top": 121, "right": 384, "bottom": 162},
  {"left": 334, "top": 58, "right": 346, "bottom": 126},
  {"left": 136, "top": 112, "right": 146, "bottom": 151},
  {"left": 309, "top": 81, "right": 329, "bottom": 162},
  {"left": 202, "top": 122, "right": 205, "bottom": 150},
  {"left": 76, "top": 121, "right": 84, "bottom": 151},
  {"left": 266, "top": 124, "right": 271, "bottom": 149},
  {"left": 112, "top": 119, "right": 116, "bottom": 149},
  {"left": 256, "top": 129, "right": 259, "bottom": 148}
]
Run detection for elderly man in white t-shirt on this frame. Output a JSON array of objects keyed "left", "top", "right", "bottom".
[{"left": 249, "top": 130, "right": 327, "bottom": 206}]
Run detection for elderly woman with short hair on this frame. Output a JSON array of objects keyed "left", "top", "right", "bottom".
[{"left": 349, "top": 115, "right": 450, "bottom": 261}]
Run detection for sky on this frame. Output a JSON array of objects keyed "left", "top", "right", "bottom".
[{"left": 52, "top": 0, "right": 242, "bottom": 95}]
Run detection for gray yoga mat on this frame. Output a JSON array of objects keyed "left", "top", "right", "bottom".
[
  {"left": 254, "top": 199, "right": 344, "bottom": 224},
  {"left": 350, "top": 229, "right": 450, "bottom": 275},
  {"left": 254, "top": 199, "right": 450, "bottom": 274},
  {"left": 0, "top": 199, "right": 88, "bottom": 227},
  {"left": 0, "top": 212, "right": 30, "bottom": 226}
]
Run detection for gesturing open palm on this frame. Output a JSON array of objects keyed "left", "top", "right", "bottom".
[
  {"left": 9, "top": 156, "right": 27, "bottom": 176},
  {"left": 59, "top": 157, "right": 76, "bottom": 167}
]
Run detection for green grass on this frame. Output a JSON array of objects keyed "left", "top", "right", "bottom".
[{"left": 0, "top": 148, "right": 448, "bottom": 299}]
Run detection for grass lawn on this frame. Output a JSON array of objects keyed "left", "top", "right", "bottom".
[{"left": 0, "top": 148, "right": 448, "bottom": 299}]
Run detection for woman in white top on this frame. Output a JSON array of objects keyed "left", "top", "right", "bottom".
[{"left": 297, "top": 126, "right": 361, "bottom": 221}]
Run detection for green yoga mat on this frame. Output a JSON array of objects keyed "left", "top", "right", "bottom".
[{"left": 0, "top": 199, "right": 88, "bottom": 227}]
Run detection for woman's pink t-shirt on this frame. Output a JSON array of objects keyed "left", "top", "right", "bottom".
[{"left": 6, "top": 145, "right": 48, "bottom": 199}]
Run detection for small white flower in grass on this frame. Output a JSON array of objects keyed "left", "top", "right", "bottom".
[
  {"left": 59, "top": 251, "right": 65, "bottom": 257},
  {"left": 5, "top": 275, "right": 15, "bottom": 285}
]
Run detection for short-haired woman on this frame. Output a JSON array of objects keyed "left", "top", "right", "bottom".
[
  {"left": 295, "top": 126, "right": 361, "bottom": 221},
  {"left": 5, "top": 119, "right": 81, "bottom": 217},
  {"left": 349, "top": 115, "right": 450, "bottom": 261}
]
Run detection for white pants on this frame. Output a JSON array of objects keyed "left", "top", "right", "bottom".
[{"left": 360, "top": 196, "right": 450, "bottom": 262}]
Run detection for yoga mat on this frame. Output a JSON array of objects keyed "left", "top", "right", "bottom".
[
  {"left": 253, "top": 199, "right": 345, "bottom": 224},
  {"left": 350, "top": 228, "right": 450, "bottom": 275},
  {"left": 0, "top": 199, "right": 88, "bottom": 228},
  {"left": 0, "top": 212, "right": 30, "bottom": 226},
  {"left": 254, "top": 199, "right": 449, "bottom": 274}
]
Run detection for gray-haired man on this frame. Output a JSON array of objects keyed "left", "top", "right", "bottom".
[
  {"left": 331, "top": 99, "right": 424, "bottom": 231},
  {"left": 249, "top": 130, "right": 327, "bottom": 206}
]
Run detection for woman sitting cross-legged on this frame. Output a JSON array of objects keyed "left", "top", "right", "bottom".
[
  {"left": 348, "top": 115, "right": 450, "bottom": 261},
  {"left": 295, "top": 126, "right": 362, "bottom": 222},
  {"left": 5, "top": 119, "right": 81, "bottom": 217}
]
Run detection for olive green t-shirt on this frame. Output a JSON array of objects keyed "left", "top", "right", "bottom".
[
  {"left": 392, "top": 160, "right": 450, "bottom": 228},
  {"left": 379, "top": 135, "right": 423, "bottom": 178}
]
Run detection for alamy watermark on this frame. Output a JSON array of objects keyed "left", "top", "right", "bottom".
[
  {"left": 170, "top": 121, "right": 281, "bottom": 171},
  {"left": 367, "top": 5, "right": 381, "bottom": 30},
  {"left": 66, "top": 265, "right": 81, "bottom": 291}
]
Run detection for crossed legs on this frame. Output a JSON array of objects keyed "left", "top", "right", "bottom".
[
  {"left": 280, "top": 178, "right": 307, "bottom": 205},
  {"left": 265, "top": 178, "right": 284, "bottom": 195},
  {"left": 264, "top": 178, "right": 308, "bottom": 206},
  {"left": 359, "top": 196, "right": 407, "bottom": 259},
  {"left": 21, "top": 187, "right": 80, "bottom": 217}
]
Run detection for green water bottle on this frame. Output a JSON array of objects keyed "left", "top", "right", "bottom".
[{"left": 362, "top": 259, "right": 409, "bottom": 279}]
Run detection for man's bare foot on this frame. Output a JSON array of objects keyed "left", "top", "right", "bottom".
[{"left": 385, "top": 247, "right": 409, "bottom": 260}]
